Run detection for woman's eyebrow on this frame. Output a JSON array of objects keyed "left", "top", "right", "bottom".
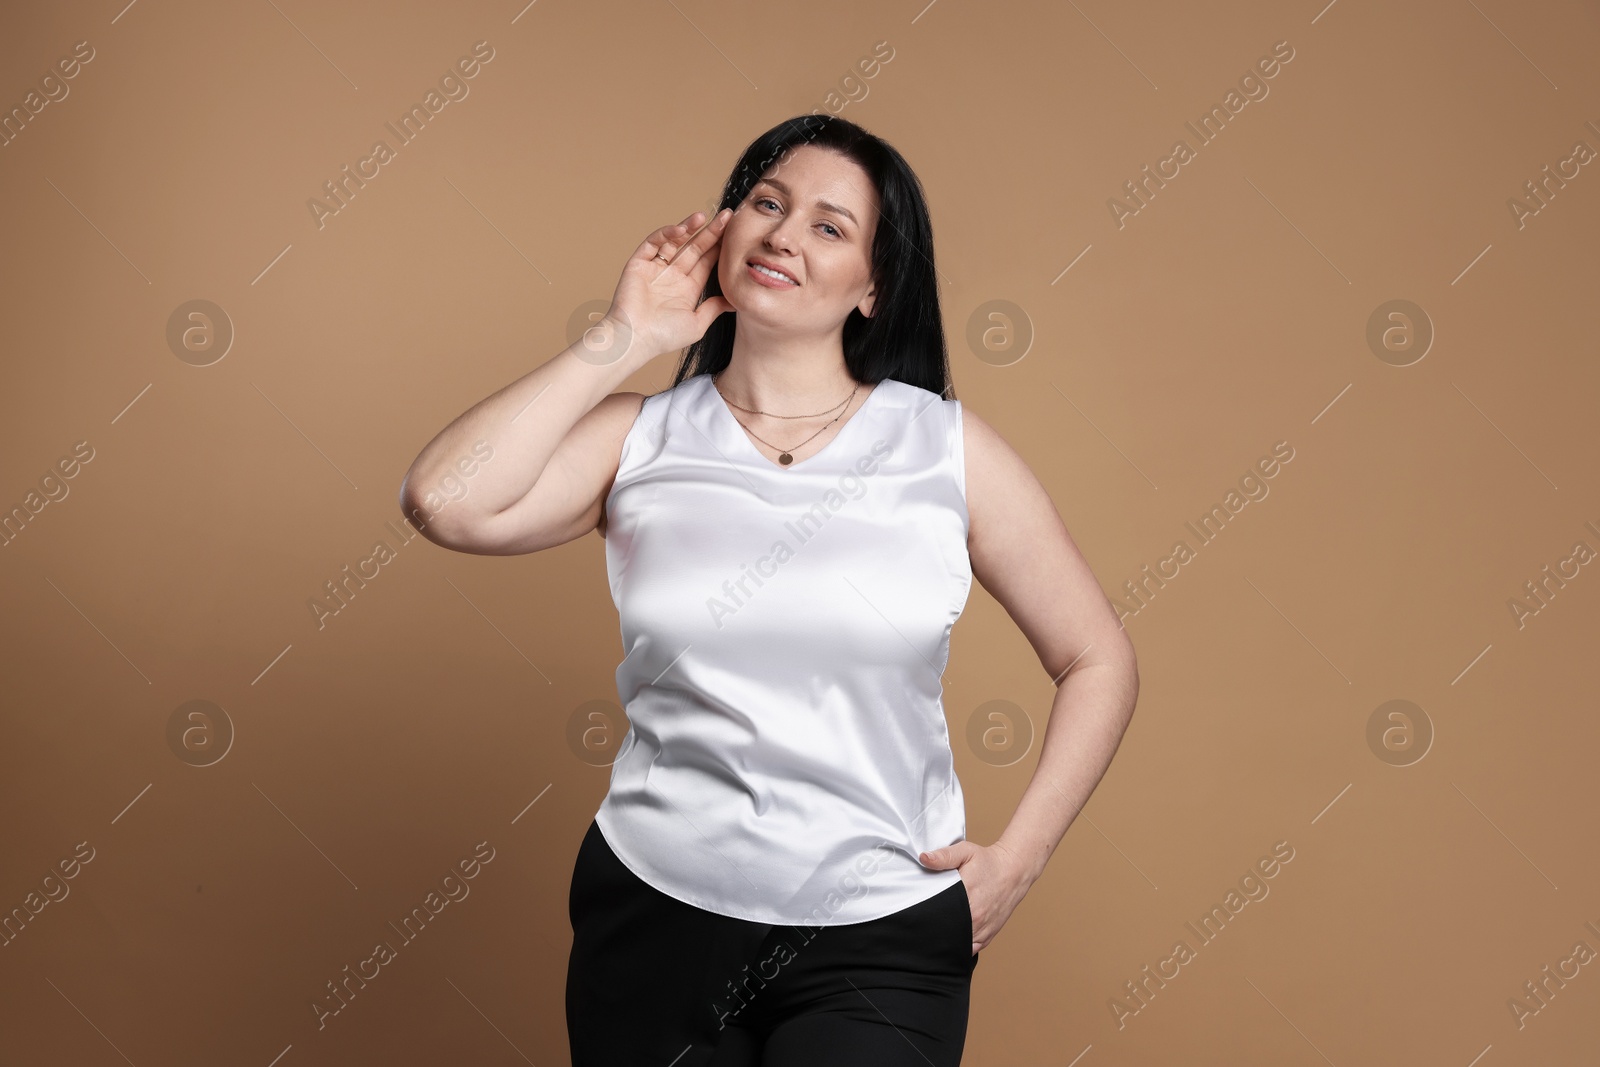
[{"left": 756, "top": 178, "right": 858, "bottom": 226}]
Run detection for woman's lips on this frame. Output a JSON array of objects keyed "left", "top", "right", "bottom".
[{"left": 746, "top": 262, "right": 799, "bottom": 288}]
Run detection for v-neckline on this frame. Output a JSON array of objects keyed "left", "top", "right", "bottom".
[{"left": 706, "top": 373, "right": 888, "bottom": 473}]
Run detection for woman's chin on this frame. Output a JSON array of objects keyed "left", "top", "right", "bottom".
[{"left": 723, "top": 295, "right": 782, "bottom": 323}]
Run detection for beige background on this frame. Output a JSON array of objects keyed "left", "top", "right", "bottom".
[{"left": 3, "top": 0, "right": 1598, "bottom": 1063}]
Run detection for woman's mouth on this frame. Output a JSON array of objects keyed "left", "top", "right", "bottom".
[{"left": 746, "top": 261, "right": 799, "bottom": 288}]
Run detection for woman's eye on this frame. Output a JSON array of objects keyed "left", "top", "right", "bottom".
[{"left": 757, "top": 197, "right": 839, "bottom": 238}]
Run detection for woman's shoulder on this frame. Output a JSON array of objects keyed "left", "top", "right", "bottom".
[
  {"left": 640, "top": 371, "right": 712, "bottom": 409},
  {"left": 867, "top": 376, "right": 958, "bottom": 413}
]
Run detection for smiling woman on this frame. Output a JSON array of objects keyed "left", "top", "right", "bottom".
[{"left": 399, "top": 112, "right": 1140, "bottom": 1067}]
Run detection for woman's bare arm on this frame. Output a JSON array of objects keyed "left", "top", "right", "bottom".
[
  {"left": 962, "top": 405, "right": 1141, "bottom": 883},
  {"left": 397, "top": 338, "right": 648, "bottom": 555},
  {"left": 397, "top": 207, "right": 735, "bottom": 555}
]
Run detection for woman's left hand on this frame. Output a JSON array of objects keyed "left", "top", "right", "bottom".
[{"left": 918, "top": 840, "right": 1038, "bottom": 955}]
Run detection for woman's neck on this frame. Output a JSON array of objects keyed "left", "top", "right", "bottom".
[{"left": 714, "top": 356, "right": 860, "bottom": 415}]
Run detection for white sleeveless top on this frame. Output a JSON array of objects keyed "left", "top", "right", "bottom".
[{"left": 593, "top": 370, "right": 972, "bottom": 926}]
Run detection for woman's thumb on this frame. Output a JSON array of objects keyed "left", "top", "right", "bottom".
[{"left": 697, "top": 296, "right": 734, "bottom": 328}]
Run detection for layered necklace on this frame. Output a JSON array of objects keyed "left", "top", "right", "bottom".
[{"left": 712, "top": 373, "right": 861, "bottom": 467}]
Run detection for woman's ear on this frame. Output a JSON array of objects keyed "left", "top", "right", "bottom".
[{"left": 858, "top": 285, "right": 876, "bottom": 319}]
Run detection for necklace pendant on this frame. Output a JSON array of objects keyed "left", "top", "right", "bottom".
[{"left": 778, "top": 452, "right": 794, "bottom": 466}]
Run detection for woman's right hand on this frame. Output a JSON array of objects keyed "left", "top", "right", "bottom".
[{"left": 594, "top": 208, "right": 736, "bottom": 366}]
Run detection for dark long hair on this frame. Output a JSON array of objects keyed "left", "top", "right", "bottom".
[{"left": 668, "top": 114, "right": 954, "bottom": 400}]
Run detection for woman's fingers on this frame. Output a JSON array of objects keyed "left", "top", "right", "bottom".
[
  {"left": 685, "top": 209, "right": 734, "bottom": 286},
  {"left": 660, "top": 208, "right": 732, "bottom": 278},
  {"left": 637, "top": 212, "right": 703, "bottom": 264},
  {"left": 659, "top": 212, "right": 705, "bottom": 259}
]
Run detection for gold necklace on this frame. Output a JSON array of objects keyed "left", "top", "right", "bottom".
[{"left": 712, "top": 374, "right": 861, "bottom": 467}]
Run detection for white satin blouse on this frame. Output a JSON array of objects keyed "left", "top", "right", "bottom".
[{"left": 593, "top": 370, "right": 972, "bottom": 925}]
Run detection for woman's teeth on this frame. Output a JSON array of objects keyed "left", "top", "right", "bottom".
[{"left": 752, "top": 264, "right": 796, "bottom": 284}]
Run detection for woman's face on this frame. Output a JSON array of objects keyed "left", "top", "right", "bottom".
[{"left": 718, "top": 144, "right": 881, "bottom": 331}]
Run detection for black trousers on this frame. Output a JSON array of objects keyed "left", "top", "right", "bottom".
[{"left": 566, "top": 818, "right": 979, "bottom": 1066}]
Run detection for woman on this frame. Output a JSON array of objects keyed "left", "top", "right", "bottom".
[{"left": 399, "top": 114, "right": 1139, "bottom": 1065}]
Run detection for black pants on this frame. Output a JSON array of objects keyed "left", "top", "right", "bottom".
[{"left": 566, "top": 818, "right": 979, "bottom": 1065}]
